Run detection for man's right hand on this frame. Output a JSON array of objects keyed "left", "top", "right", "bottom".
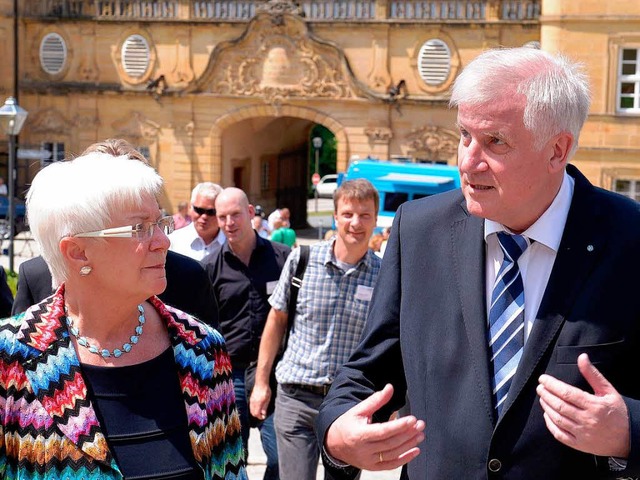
[
  {"left": 249, "top": 383, "right": 272, "bottom": 420},
  {"left": 324, "top": 384, "right": 425, "bottom": 471}
]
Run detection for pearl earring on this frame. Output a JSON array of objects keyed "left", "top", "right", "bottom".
[{"left": 79, "top": 266, "right": 92, "bottom": 276}]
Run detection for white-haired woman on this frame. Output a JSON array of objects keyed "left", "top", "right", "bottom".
[{"left": 0, "top": 153, "right": 247, "bottom": 479}]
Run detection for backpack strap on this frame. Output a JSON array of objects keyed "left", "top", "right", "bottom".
[{"left": 284, "top": 245, "right": 310, "bottom": 351}]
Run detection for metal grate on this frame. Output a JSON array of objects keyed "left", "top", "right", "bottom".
[
  {"left": 418, "top": 39, "right": 451, "bottom": 86},
  {"left": 39, "top": 33, "right": 67, "bottom": 75},
  {"left": 121, "top": 34, "right": 150, "bottom": 78}
]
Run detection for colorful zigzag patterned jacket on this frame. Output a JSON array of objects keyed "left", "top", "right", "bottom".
[{"left": 0, "top": 287, "right": 248, "bottom": 479}]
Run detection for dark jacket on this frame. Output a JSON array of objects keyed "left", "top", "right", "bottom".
[
  {"left": 0, "top": 268, "right": 13, "bottom": 318},
  {"left": 202, "top": 234, "right": 290, "bottom": 367}
]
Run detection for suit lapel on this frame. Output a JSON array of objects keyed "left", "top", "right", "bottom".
[
  {"left": 451, "top": 200, "right": 495, "bottom": 419},
  {"left": 502, "top": 166, "right": 606, "bottom": 415}
]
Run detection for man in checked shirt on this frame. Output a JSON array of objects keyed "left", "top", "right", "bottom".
[{"left": 250, "top": 178, "right": 381, "bottom": 480}]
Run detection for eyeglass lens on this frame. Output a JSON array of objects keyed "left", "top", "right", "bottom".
[
  {"left": 193, "top": 206, "right": 216, "bottom": 216},
  {"left": 136, "top": 217, "right": 174, "bottom": 240}
]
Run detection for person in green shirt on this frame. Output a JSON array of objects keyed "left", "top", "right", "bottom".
[{"left": 269, "top": 218, "right": 296, "bottom": 247}]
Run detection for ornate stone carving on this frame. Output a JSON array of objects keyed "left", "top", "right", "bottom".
[
  {"left": 195, "top": 13, "right": 356, "bottom": 104},
  {"left": 111, "top": 112, "right": 160, "bottom": 141},
  {"left": 167, "top": 31, "right": 195, "bottom": 86},
  {"left": 256, "top": 0, "right": 304, "bottom": 17},
  {"left": 73, "top": 113, "right": 100, "bottom": 129},
  {"left": 367, "top": 36, "right": 391, "bottom": 90},
  {"left": 365, "top": 127, "right": 393, "bottom": 144},
  {"left": 77, "top": 26, "right": 99, "bottom": 81},
  {"left": 30, "top": 108, "right": 75, "bottom": 135},
  {"left": 406, "top": 126, "right": 459, "bottom": 161}
]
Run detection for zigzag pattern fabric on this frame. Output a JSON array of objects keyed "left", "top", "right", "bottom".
[
  {"left": 0, "top": 286, "right": 248, "bottom": 479},
  {"left": 489, "top": 232, "right": 530, "bottom": 416}
]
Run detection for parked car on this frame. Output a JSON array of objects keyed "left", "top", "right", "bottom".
[
  {"left": 314, "top": 174, "right": 338, "bottom": 198},
  {"left": 0, "top": 196, "right": 27, "bottom": 236}
]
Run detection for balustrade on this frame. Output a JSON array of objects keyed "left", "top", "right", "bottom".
[{"left": 20, "top": 0, "right": 539, "bottom": 22}]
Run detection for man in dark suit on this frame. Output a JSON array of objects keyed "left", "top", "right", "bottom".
[
  {"left": 12, "top": 251, "right": 219, "bottom": 328},
  {"left": 317, "top": 47, "right": 640, "bottom": 478},
  {"left": 0, "top": 268, "right": 13, "bottom": 318}
]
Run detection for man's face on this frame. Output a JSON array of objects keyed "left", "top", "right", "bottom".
[
  {"left": 334, "top": 197, "right": 377, "bottom": 250},
  {"left": 280, "top": 209, "right": 290, "bottom": 227},
  {"left": 216, "top": 194, "right": 254, "bottom": 247},
  {"left": 189, "top": 194, "right": 219, "bottom": 241},
  {"left": 456, "top": 98, "right": 561, "bottom": 233}
]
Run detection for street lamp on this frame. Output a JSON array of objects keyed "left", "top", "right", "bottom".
[
  {"left": 312, "top": 136, "right": 322, "bottom": 213},
  {"left": 0, "top": 97, "right": 28, "bottom": 273}
]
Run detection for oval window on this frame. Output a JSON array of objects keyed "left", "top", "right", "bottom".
[
  {"left": 418, "top": 39, "right": 451, "bottom": 86},
  {"left": 121, "top": 34, "right": 151, "bottom": 79},
  {"left": 40, "top": 33, "right": 67, "bottom": 75}
]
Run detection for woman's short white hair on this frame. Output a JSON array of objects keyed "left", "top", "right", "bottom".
[
  {"left": 26, "top": 152, "right": 163, "bottom": 287},
  {"left": 450, "top": 47, "right": 591, "bottom": 159}
]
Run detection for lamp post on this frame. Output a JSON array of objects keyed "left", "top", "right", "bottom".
[
  {"left": 312, "top": 136, "right": 322, "bottom": 214},
  {"left": 0, "top": 97, "right": 28, "bottom": 273}
]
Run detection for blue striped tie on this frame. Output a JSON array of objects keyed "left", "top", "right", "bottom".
[{"left": 489, "top": 232, "right": 530, "bottom": 416}]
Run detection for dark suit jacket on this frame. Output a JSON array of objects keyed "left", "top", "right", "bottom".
[
  {"left": 317, "top": 165, "right": 640, "bottom": 479},
  {"left": 12, "top": 251, "right": 219, "bottom": 329},
  {"left": 0, "top": 268, "right": 13, "bottom": 318}
]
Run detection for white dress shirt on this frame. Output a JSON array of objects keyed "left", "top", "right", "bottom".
[
  {"left": 484, "top": 171, "right": 575, "bottom": 342},
  {"left": 168, "top": 222, "right": 226, "bottom": 261}
]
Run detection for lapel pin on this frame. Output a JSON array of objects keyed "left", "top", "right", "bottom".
[{"left": 587, "top": 244, "right": 594, "bottom": 252}]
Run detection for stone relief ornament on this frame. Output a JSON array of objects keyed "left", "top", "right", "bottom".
[
  {"left": 30, "top": 108, "right": 76, "bottom": 135},
  {"left": 191, "top": 12, "right": 370, "bottom": 104},
  {"left": 256, "top": 0, "right": 304, "bottom": 17},
  {"left": 111, "top": 112, "right": 160, "bottom": 141},
  {"left": 365, "top": 127, "right": 393, "bottom": 144},
  {"left": 406, "top": 126, "right": 459, "bottom": 161}
]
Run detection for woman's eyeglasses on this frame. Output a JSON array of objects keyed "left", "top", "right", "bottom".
[
  {"left": 73, "top": 216, "right": 175, "bottom": 241},
  {"left": 192, "top": 205, "right": 216, "bottom": 216}
]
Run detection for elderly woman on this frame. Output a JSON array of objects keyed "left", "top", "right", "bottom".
[{"left": 0, "top": 153, "right": 246, "bottom": 479}]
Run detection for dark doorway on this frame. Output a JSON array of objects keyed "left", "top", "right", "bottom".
[
  {"left": 277, "top": 148, "right": 307, "bottom": 229},
  {"left": 233, "top": 166, "right": 244, "bottom": 190}
]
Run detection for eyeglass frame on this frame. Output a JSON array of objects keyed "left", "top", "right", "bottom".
[
  {"left": 72, "top": 216, "right": 175, "bottom": 241},
  {"left": 192, "top": 205, "right": 216, "bottom": 217}
]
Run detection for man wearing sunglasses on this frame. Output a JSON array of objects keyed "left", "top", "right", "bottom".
[{"left": 168, "top": 182, "right": 226, "bottom": 261}]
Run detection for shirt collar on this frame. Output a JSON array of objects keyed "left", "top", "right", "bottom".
[
  {"left": 324, "top": 237, "right": 377, "bottom": 272},
  {"left": 222, "top": 230, "right": 263, "bottom": 258},
  {"left": 484, "top": 170, "right": 575, "bottom": 252}
]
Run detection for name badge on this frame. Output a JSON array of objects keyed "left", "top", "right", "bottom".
[
  {"left": 266, "top": 281, "right": 278, "bottom": 295},
  {"left": 355, "top": 285, "right": 373, "bottom": 301}
]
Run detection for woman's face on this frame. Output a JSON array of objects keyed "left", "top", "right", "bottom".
[{"left": 83, "top": 195, "right": 170, "bottom": 302}]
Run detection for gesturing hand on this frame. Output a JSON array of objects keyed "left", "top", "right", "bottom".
[
  {"left": 537, "top": 353, "right": 630, "bottom": 458},
  {"left": 324, "top": 384, "right": 425, "bottom": 471}
]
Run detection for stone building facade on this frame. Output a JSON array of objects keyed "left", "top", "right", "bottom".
[{"left": 0, "top": 0, "right": 638, "bottom": 222}]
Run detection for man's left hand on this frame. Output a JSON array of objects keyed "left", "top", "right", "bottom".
[{"left": 537, "top": 353, "right": 630, "bottom": 458}]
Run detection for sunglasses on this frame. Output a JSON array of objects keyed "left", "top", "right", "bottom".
[
  {"left": 193, "top": 205, "right": 216, "bottom": 216},
  {"left": 73, "top": 216, "right": 175, "bottom": 241}
]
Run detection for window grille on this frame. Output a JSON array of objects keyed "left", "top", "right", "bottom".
[
  {"left": 40, "top": 33, "right": 67, "bottom": 75},
  {"left": 418, "top": 39, "right": 451, "bottom": 86},
  {"left": 121, "top": 34, "right": 151, "bottom": 79}
]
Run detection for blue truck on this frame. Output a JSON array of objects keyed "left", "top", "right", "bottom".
[{"left": 339, "top": 158, "right": 461, "bottom": 228}]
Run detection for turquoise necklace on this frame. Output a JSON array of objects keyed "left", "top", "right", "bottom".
[{"left": 65, "top": 304, "right": 146, "bottom": 358}]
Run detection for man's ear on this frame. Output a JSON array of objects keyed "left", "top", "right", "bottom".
[{"left": 548, "top": 132, "right": 574, "bottom": 173}]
